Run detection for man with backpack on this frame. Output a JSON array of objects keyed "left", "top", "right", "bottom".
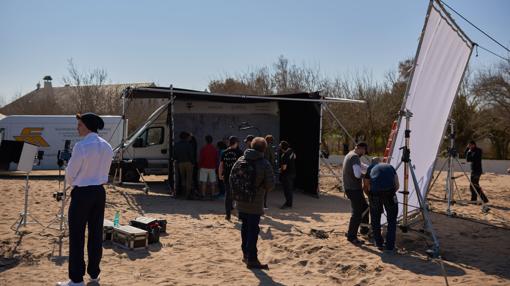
[
  {"left": 230, "top": 137, "right": 274, "bottom": 269},
  {"left": 218, "top": 136, "right": 243, "bottom": 221}
]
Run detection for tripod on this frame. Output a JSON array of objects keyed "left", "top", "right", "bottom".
[
  {"left": 429, "top": 119, "right": 489, "bottom": 215},
  {"left": 394, "top": 110, "right": 440, "bottom": 257},
  {"left": 11, "top": 172, "right": 43, "bottom": 234},
  {"left": 11, "top": 150, "right": 45, "bottom": 234}
]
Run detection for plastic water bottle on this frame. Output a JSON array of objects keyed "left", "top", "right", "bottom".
[{"left": 113, "top": 210, "right": 120, "bottom": 227}]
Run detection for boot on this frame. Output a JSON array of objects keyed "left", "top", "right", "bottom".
[{"left": 246, "top": 258, "right": 269, "bottom": 270}]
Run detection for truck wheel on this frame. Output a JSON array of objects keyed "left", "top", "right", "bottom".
[{"left": 122, "top": 168, "right": 140, "bottom": 182}]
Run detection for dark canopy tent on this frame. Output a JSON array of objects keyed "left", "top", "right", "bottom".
[{"left": 123, "top": 86, "right": 346, "bottom": 196}]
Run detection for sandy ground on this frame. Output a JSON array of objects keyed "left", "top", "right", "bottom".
[{"left": 1, "top": 167, "right": 509, "bottom": 286}]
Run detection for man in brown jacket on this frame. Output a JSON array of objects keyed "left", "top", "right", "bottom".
[{"left": 235, "top": 137, "right": 274, "bottom": 269}]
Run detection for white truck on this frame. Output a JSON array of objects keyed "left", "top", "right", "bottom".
[{"left": 0, "top": 115, "right": 123, "bottom": 170}]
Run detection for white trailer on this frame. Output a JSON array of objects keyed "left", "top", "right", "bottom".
[{"left": 0, "top": 115, "right": 123, "bottom": 170}]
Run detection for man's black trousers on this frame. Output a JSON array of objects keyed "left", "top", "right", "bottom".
[
  {"left": 470, "top": 172, "right": 488, "bottom": 203},
  {"left": 238, "top": 212, "right": 261, "bottom": 262},
  {"left": 345, "top": 189, "right": 369, "bottom": 239},
  {"left": 224, "top": 182, "right": 233, "bottom": 218},
  {"left": 68, "top": 185, "right": 106, "bottom": 283},
  {"left": 281, "top": 175, "right": 295, "bottom": 207}
]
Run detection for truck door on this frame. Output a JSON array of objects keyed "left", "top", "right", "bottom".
[{"left": 130, "top": 125, "right": 168, "bottom": 174}]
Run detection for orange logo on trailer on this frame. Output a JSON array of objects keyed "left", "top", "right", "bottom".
[{"left": 14, "top": 128, "right": 50, "bottom": 147}]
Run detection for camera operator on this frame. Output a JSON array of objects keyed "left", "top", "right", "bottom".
[{"left": 57, "top": 113, "right": 113, "bottom": 286}]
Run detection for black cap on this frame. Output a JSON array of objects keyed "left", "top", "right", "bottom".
[
  {"left": 229, "top": 136, "right": 239, "bottom": 146},
  {"left": 244, "top": 135, "right": 255, "bottom": 143},
  {"left": 356, "top": 142, "right": 368, "bottom": 149},
  {"left": 76, "top": 112, "right": 104, "bottom": 133}
]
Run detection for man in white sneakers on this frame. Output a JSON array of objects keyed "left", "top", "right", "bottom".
[{"left": 57, "top": 113, "right": 113, "bottom": 286}]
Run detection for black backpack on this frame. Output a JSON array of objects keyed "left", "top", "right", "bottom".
[{"left": 229, "top": 156, "right": 258, "bottom": 203}]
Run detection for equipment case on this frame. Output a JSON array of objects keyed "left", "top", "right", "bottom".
[
  {"left": 112, "top": 225, "right": 148, "bottom": 250},
  {"left": 103, "top": 219, "right": 114, "bottom": 241},
  {"left": 129, "top": 216, "right": 164, "bottom": 244}
]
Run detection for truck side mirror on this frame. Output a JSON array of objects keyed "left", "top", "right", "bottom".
[{"left": 133, "top": 137, "right": 145, "bottom": 148}]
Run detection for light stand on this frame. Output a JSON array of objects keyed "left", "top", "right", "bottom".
[
  {"left": 45, "top": 155, "right": 69, "bottom": 233},
  {"left": 395, "top": 110, "right": 440, "bottom": 257},
  {"left": 11, "top": 149, "right": 44, "bottom": 235},
  {"left": 429, "top": 119, "right": 489, "bottom": 215}
]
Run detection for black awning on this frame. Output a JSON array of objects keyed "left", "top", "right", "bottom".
[{"left": 125, "top": 86, "right": 322, "bottom": 103}]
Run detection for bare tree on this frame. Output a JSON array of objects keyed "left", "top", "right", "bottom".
[
  {"left": 471, "top": 61, "right": 510, "bottom": 159},
  {"left": 62, "top": 58, "right": 112, "bottom": 114}
]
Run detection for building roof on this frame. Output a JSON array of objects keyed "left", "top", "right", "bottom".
[{"left": 0, "top": 82, "right": 155, "bottom": 115}]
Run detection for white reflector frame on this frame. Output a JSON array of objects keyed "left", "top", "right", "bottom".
[{"left": 387, "top": 2, "right": 473, "bottom": 223}]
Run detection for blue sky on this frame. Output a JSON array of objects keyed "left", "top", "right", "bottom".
[{"left": 1, "top": 0, "right": 508, "bottom": 104}]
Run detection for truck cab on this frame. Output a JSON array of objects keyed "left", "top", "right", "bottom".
[{"left": 118, "top": 121, "right": 170, "bottom": 181}]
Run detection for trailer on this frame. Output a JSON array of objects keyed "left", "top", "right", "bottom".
[{"left": 0, "top": 115, "right": 123, "bottom": 170}]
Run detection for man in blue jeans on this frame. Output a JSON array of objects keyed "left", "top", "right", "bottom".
[{"left": 364, "top": 158, "right": 399, "bottom": 252}]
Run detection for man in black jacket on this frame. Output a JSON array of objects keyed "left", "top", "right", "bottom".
[
  {"left": 219, "top": 136, "right": 243, "bottom": 221},
  {"left": 465, "top": 140, "right": 489, "bottom": 203},
  {"left": 279, "top": 141, "right": 296, "bottom": 209}
]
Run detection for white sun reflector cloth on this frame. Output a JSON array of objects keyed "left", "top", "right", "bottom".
[{"left": 387, "top": 3, "right": 473, "bottom": 223}]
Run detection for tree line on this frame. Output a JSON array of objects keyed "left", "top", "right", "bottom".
[
  {"left": 209, "top": 56, "right": 510, "bottom": 159},
  {"left": 1, "top": 56, "right": 508, "bottom": 159}
]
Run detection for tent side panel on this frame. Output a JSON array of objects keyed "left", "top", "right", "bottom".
[{"left": 279, "top": 101, "right": 320, "bottom": 196}]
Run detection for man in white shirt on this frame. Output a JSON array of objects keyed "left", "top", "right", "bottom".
[{"left": 57, "top": 113, "right": 113, "bottom": 286}]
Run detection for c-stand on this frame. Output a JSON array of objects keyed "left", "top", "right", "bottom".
[
  {"left": 44, "top": 141, "right": 72, "bottom": 257},
  {"left": 429, "top": 119, "right": 489, "bottom": 215},
  {"left": 394, "top": 109, "right": 440, "bottom": 258}
]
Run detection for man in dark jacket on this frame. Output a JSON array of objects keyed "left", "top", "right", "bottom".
[
  {"left": 465, "top": 140, "right": 488, "bottom": 203},
  {"left": 263, "top": 135, "right": 276, "bottom": 209},
  {"left": 219, "top": 136, "right": 243, "bottom": 220},
  {"left": 279, "top": 141, "right": 296, "bottom": 209},
  {"left": 235, "top": 137, "right": 274, "bottom": 269},
  {"left": 174, "top": 132, "right": 194, "bottom": 199}
]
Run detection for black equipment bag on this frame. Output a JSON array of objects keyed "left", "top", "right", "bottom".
[{"left": 129, "top": 217, "right": 161, "bottom": 244}]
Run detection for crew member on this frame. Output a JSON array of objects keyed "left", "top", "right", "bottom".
[
  {"left": 364, "top": 158, "right": 399, "bottom": 252},
  {"left": 342, "top": 142, "right": 370, "bottom": 245},
  {"left": 57, "top": 113, "right": 113, "bottom": 286},
  {"left": 465, "top": 140, "right": 488, "bottom": 203}
]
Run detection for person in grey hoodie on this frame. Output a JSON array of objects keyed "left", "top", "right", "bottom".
[{"left": 236, "top": 137, "right": 275, "bottom": 269}]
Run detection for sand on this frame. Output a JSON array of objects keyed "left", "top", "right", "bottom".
[{"left": 1, "top": 167, "right": 509, "bottom": 286}]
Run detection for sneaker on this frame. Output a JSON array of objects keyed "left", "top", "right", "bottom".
[
  {"left": 225, "top": 215, "right": 231, "bottom": 221},
  {"left": 89, "top": 275, "right": 100, "bottom": 283},
  {"left": 56, "top": 281, "right": 85, "bottom": 286}
]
